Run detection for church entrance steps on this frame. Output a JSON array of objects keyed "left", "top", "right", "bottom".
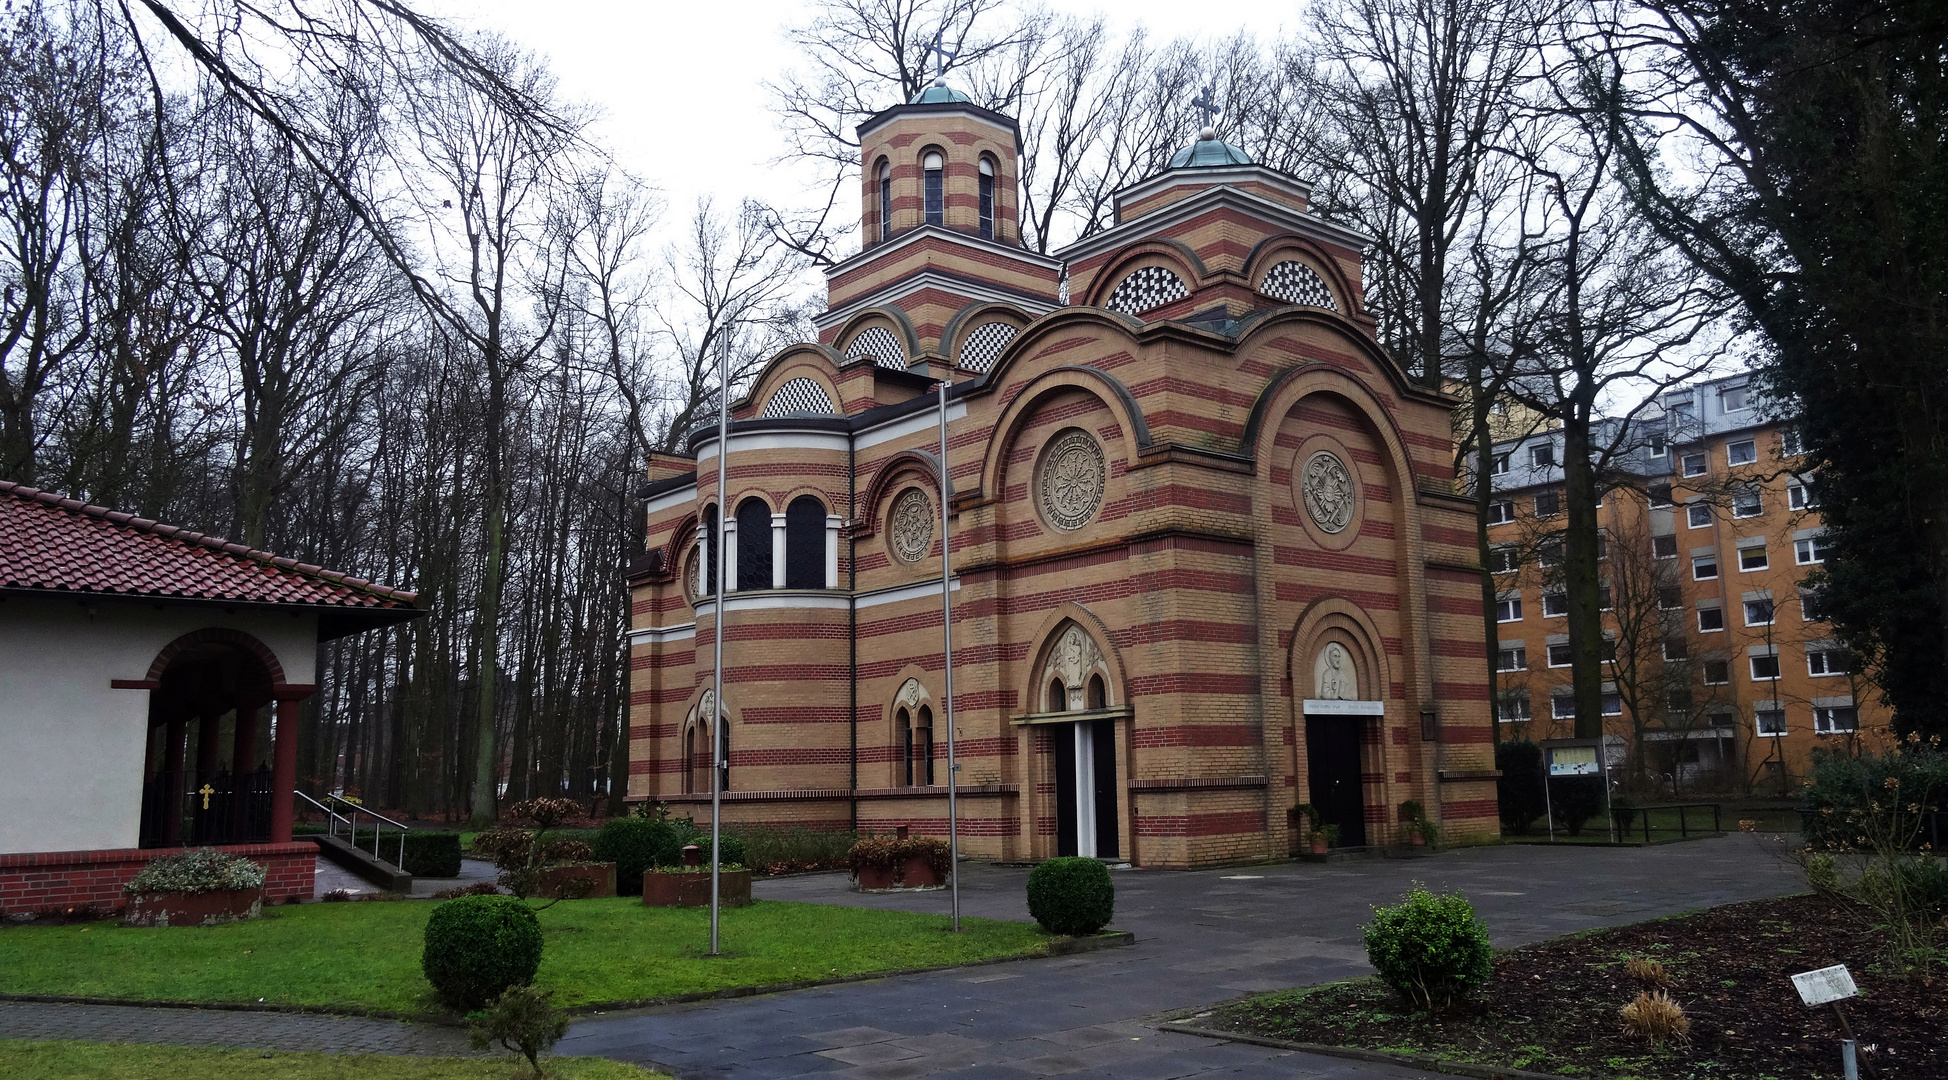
[{"left": 309, "top": 835, "right": 410, "bottom": 893}]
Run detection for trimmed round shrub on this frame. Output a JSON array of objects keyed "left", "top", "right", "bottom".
[
  {"left": 1026, "top": 857, "right": 1114, "bottom": 935},
  {"left": 591, "top": 818, "right": 686, "bottom": 895},
  {"left": 422, "top": 894, "right": 544, "bottom": 1010},
  {"left": 1362, "top": 885, "right": 1492, "bottom": 1012}
]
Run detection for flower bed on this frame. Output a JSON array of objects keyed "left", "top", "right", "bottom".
[{"left": 120, "top": 850, "right": 268, "bottom": 927}]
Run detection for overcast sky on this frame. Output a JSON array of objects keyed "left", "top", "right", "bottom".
[{"left": 434, "top": 1, "right": 1303, "bottom": 233}]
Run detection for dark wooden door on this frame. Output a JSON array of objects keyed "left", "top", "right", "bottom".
[
  {"left": 1305, "top": 716, "right": 1367, "bottom": 847},
  {"left": 1054, "top": 723, "right": 1078, "bottom": 856},
  {"left": 1091, "top": 720, "right": 1118, "bottom": 858}
]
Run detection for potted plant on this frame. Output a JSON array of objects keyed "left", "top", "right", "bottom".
[
  {"left": 483, "top": 798, "right": 615, "bottom": 900},
  {"left": 122, "top": 849, "right": 267, "bottom": 927},
  {"left": 848, "top": 835, "right": 903, "bottom": 890},
  {"left": 1398, "top": 800, "right": 1437, "bottom": 847},
  {"left": 642, "top": 845, "right": 752, "bottom": 907},
  {"left": 1293, "top": 803, "right": 1326, "bottom": 855},
  {"left": 1316, "top": 823, "right": 1342, "bottom": 853},
  {"left": 896, "top": 837, "right": 952, "bottom": 888}
]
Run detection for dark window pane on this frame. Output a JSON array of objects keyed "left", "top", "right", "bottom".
[
  {"left": 785, "top": 496, "right": 826, "bottom": 589},
  {"left": 737, "top": 498, "right": 772, "bottom": 591}
]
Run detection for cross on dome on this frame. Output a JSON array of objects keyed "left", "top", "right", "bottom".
[
  {"left": 1190, "top": 83, "right": 1222, "bottom": 139},
  {"left": 929, "top": 28, "right": 957, "bottom": 86}
]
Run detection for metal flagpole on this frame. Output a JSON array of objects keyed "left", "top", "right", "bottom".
[
  {"left": 710, "top": 330, "right": 730, "bottom": 956},
  {"left": 937, "top": 379, "right": 960, "bottom": 932}
]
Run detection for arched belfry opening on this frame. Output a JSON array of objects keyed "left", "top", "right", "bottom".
[
  {"left": 138, "top": 632, "right": 280, "bottom": 848},
  {"left": 1035, "top": 622, "right": 1121, "bottom": 859}
]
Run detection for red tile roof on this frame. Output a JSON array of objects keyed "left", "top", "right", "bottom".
[{"left": 0, "top": 481, "right": 417, "bottom": 611}]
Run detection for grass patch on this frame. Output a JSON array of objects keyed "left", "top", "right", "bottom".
[
  {"left": 0, "top": 899, "right": 1048, "bottom": 1015},
  {"left": 0, "top": 1040, "right": 660, "bottom": 1080}
]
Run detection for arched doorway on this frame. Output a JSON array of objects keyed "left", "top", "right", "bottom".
[
  {"left": 138, "top": 632, "right": 279, "bottom": 848},
  {"left": 1037, "top": 622, "right": 1120, "bottom": 859}
]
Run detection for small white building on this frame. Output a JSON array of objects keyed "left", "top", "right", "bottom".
[{"left": 0, "top": 481, "right": 419, "bottom": 912}]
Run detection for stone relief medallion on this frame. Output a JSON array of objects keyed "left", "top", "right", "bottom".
[
  {"left": 1038, "top": 429, "right": 1106, "bottom": 532},
  {"left": 1301, "top": 449, "right": 1357, "bottom": 534},
  {"left": 890, "top": 488, "right": 934, "bottom": 563}
]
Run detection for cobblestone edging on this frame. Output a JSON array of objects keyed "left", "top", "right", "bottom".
[
  {"left": 0, "top": 930, "right": 1135, "bottom": 1026},
  {"left": 1155, "top": 1020, "right": 1578, "bottom": 1080}
]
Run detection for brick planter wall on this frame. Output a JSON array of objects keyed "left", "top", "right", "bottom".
[{"left": 0, "top": 842, "right": 316, "bottom": 915}]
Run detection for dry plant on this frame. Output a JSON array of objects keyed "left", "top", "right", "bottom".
[
  {"left": 1619, "top": 990, "right": 1690, "bottom": 1045},
  {"left": 1624, "top": 955, "right": 1671, "bottom": 989}
]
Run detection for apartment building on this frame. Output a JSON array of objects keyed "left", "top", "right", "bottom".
[{"left": 1483, "top": 373, "right": 1885, "bottom": 792}]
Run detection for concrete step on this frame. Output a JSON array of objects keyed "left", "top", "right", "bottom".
[{"left": 311, "top": 835, "right": 413, "bottom": 893}]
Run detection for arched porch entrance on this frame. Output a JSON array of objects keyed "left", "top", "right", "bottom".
[
  {"left": 132, "top": 629, "right": 314, "bottom": 847},
  {"left": 1028, "top": 621, "right": 1126, "bottom": 859}
]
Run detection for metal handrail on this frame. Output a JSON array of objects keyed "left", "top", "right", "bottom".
[{"left": 298, "top": 790, "right": 408, "bottom": 870}]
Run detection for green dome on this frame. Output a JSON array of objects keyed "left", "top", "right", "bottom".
[
  {"left": 910, "top": 82, "right": 973, "bottom": 104},
  {"left": 1169, "top": 136, "right": 1253, "bottom": 169}
]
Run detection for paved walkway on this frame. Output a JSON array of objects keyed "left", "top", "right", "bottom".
[
  {"left": 0, "top": 835, "right": 1804, "bottom": 1078},
  {"left": 558, "top": 834, "right": 1803, "bottom": 1080}
]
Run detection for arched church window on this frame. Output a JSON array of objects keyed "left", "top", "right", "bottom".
[
  {"left": 845, "top": 325, "right": 906, "bottom": 368},
  {"left": 1087, "top": 674, "right": 1107, "bottom": 711},
  {"left": 897, "top": 707, "right": 914, "bottom": 786},
  {"left": 683, "top": 725, "right": 697, "bottom": 793},
  {"left": 923, "top": 151, "right": 945, "bottom": 227},
  {"left": 1260, "top": 260, "right": 1338, "bottom": 311},
  {"left": 1048, "top": 678, "right": 1067, "bottom": 713},
  {"left": 718, "top": 717, "right": 730, "bottom": 793},
  {"left": 736, "top": 498, "right": 772, "bottom": 591},
  {"left": 916, "top": 705, "right": 935, "bottom": 785},
  {"left": 958, "top": 321, "right": 1017, "bottom": 373},
  {"left": 978, "top": 157, "right": 995, "bottom": 240},
  {"left": 1104, "top": 265, "right": 1190, "bottom": 315},
  {"left": 784, "top": 495, "right": 826, "bottom": 589},
  {"left": 877, "top": 159, "right": 892, "bottom": 243},
  {"left": 699, "top": 510, "right": 719, "bottom": 596},
  {"left": 762, "top": 377, "right": 836, "bottom": 417}
]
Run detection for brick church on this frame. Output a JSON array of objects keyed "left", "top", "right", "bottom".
[{"left": 625, "top": 81, "right": 1500, "bottom": 867}]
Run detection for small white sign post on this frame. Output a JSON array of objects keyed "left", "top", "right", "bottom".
[{"left": 1792, "top": 964, "right": 1862, "bottom": 1080}]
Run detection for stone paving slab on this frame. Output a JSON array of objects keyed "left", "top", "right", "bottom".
[{"left": 0, "top": 1000, "right": 476, "bottom": 1056}]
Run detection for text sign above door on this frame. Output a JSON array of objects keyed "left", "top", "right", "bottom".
[{"left": 1302, "top": 699, "right": 1384, "bottom": 716}]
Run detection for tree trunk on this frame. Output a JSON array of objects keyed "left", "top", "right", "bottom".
[{"left": 1561, "top": 413, "right": 1605, "bottom": 738}]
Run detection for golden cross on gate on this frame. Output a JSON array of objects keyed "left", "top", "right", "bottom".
[{"left": 198, "top": 783, "right": 215, "bottom": 809}]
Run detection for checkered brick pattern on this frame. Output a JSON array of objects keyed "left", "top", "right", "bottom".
[
  {"left": 1260, "top": 260, "right": 1338, "bottom": 311},
  {"left": 844, "top": 326, "right": 907, "bottom": 368},
  {"left": 762, "top": 377, "right": 837, "bottom": 417},
  {"left": 957, "top": 321, "right": 1018, "bottom": 373},
  {"left": 1104, "top": 265, "right": 1189, "bottom": 315}
]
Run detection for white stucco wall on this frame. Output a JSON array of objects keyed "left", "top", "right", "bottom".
[{"left": 0, "top": 599, "right": 317, "bottom": 855}]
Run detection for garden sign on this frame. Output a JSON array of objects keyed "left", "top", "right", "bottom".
[{"left": 1790, "top": 964, "right": 1857, "bottom": 1006}]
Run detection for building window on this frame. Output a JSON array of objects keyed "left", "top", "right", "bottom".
[
  {"left": 1693, "top": 553, "right": 1719, "bottom": 580},
  {"left": 1648, "top": 434, "right": 1668, "bottom": 459},
  {"left": 1802, "top": 587, "right": 1829, "bottom": 622},
  {"left": 1687, "top": 503, "right": 1712, "bottom": 528},
  {"left": 1814, "top": 706, "right": 1858, "bottom": 735},
  {"left": 1751, "top": 653, "right": 1782, "bottom": 680},
  {"left": 1658, "top": 586, "right": 1682, "bottom": 610},
  {"left": 1732, "top": 485, "right": 1762, "bottom": 518},
  {"left": 1739, "top": 543, "right": 1769, "bottom": 572},
  {"left": 1808, "top": 648, "right": 1851, "bottom": 676},
  {"left": 1498, "top": 694, "right": 1532, "bottom": 722},
  {"left": 1535, "top": 490, "right": 1562, "bottom": 517},
  {"left": 923, "top": 151, "right": 944, "bottom": 226},
  {"left": 1497, "top": 646, "right": 1527, "bottom": 672},
  {"left": 1788, "top": 480, "right": 1813, "bottom": 510},
  {"left": 1548, "top": 641, "right": 1573, "bottom": 667},
  {"left": 784, "top": 495, "right": 828, "bottom": 589},
  {"left": 1756, "top": 708, "right": 1787, "bottom": 736},
  {"left": 1496, "top": 595, "right": 1523, "bottom": 622},
  {"left": 1667, "top": 688, "right": 1693, "bottom": 714},
  {"left": 1538, "top": 537, "right": 1564, "bottom": 567},
  {"left": 1653, "top": 535, "right": 1678, "bottom": 559},
  {"left": 1728, "top": 439, "right": 1757, "bottom": 466},
  {"left": 1602, "top": 691, "right": 1622, "bottom": 716},
  {"left": 1795, "top": 535, "right": 1831, "bottom": 565},
  {"left": 1552, "top": 692, "right": 1575, "bottom": 720},
  {"left": 1782, "top": 428, "right": 1804, "bottom": 456},
  {"left": 1744, "top": 598, "right": 1775, "bottom": 625},
  {"left": 1699, "top": 605, "right": 1725, "bottom": 632},
  {"left": 915, "top": 706, "right": 935, "bottom": 785},
  {"left": 877, "top": 160, "right": 892, "bottom": 242},
  {"left": 1648, "top": 483, "right": 1673, "bottom": 508},
  {"left": 978, "top": 158, "right": 995, "bottom": 240},
  {"left": 1663, "top": 637, "right": 1689, "bottom": 661},
  {"left": 1703, "top": 659, "right": 1731, "bottom": 684},
  {"left": 1598, "top": 585, "right": 1614, "bottom": 611},
  {"left": 1491, "top": 453, "right": 1510, "bottom": 476},
  {"left": 736, "top": 498, "right": 773, "bottom": 591},
  {"left": 1543, "top": 590, "right": 1568, "bottom": 617},
  {"left": 1490, "top": 547, "right": 1520, "bottom": 573},
  {"left": 1530, "top": 444, "right": 1556, "bottom": 468},
  {"left": 1487, "top": 499, "right": 1515, "bottom": 525},
  {"left": 1681, "top": 451, "right": 1708, "bottom": 477},
  {"left": 1720, "top": 384, "right": 1749, "bottom": 412}
]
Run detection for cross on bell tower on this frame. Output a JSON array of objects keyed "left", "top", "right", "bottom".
[
  {"left": 1190, "top": 83, "right": 1222, "bottom": 137},
  {"left": 929, "top": 28, "right": 957, "bottom": 86}
]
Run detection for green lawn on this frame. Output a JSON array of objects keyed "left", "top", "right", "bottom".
[
  {"left": 0, "top": 1040, "right": 660, "bottom": 1080},
  {"left": 0, "top": 899, "right": 1049, "bottom": 1015}
]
